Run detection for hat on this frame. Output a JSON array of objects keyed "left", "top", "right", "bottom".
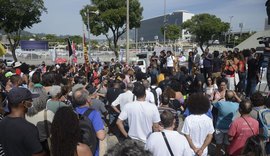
[
  {"left": 5, "top": 71, "right": 15, "bottom": 78},
  {"left": 7, "top": 87, "right": 39, "bottom": 106},
  {"left": 13, "top": 62, "right": 22, "bottom": 68},
  {"left": 72, "top": 84, "right": 84, "bottom": 94}
]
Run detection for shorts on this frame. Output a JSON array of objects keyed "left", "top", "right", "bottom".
[{"left": 214, "top": 129, "right": 230, "bottom": 145}]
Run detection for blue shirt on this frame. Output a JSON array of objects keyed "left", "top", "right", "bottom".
[
  {"left": 213, "top": 101, "right": 239, "bottom": 130},
  {"left": 76, "top": 106, "right": 104, "bottom": 156}
]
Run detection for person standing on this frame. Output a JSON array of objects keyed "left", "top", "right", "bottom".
[
  {"left": 246, "top": 53, "right": 259, "bottom": 97},
  {"left": 212, "top": 90, "right": 241, "bottom": 156},
  {"left": 228, "top": 100, "right": 259, "bottom": 156},
  {"left": 182, "top": 93, "right": 214, "bottom": 156},
  {"left": 166, "top": 51, "right": 175, "bottom": 76},
  {"left": 146, "top": 110, "right": 192, "bottom": 156},
  {"left": 116, "top": 83, "right": 160, "bottom": 143},
  {"left": 0, "top": 87, "right": 45, "bottom": 156}
]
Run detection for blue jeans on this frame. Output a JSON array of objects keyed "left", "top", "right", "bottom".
[{"left": 246, "top": 78, "right": 257, "bottom": 97}]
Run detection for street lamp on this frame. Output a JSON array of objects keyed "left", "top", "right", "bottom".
[
  {"left": 86, "top": 9, "right": 99, "bottom": 61},
  {"left": 163, "top": 0, "right": 167, "bottom": 46},
  {"left": 228, "top": 16, "right": 233, "bottom": 43},
  {"left": 126, "top": 0, "right": 130, "bottom": 63}
]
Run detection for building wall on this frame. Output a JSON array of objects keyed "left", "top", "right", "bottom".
[{"left": 137, "top": 11, "right": 194, "bottom": 42}]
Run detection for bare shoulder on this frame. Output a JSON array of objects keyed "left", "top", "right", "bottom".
[{"left": 77, "top": 143, "right": 92, "bottom": 156}]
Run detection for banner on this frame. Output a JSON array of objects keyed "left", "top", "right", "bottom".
[{"left": 72, "top": 41, "right": 78, "bottom": 64}]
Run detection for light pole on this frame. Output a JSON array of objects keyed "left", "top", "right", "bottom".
[
  {"left": 86, "top": 9, "right": 99, "bottom": 61},
  {"left": 163, "top": 0, "right": 167, "bottom": 46},
  {"left": 228, "top": 16, "right": 233, "bottom": 43},
  {"left": 126, "top": 0, "right": 130, "bottom": 63}
]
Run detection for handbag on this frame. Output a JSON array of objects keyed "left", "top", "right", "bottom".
[{"left": 234, "top": 72, "right": 240, "bottom": 85}]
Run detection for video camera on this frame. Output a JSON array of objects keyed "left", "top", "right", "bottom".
[{"left": 258, "top": 37, "right": 270, "bottom": 48}]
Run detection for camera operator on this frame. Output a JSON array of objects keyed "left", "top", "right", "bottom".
[{"left": 245, "top": 53, "right": 260, "bottom": 97}]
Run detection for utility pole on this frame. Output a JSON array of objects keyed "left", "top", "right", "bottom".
[
  {"left": 126, "top": 0, "right": 129, "bottom": 63},
  {"left": 87, "top": 9, "right": 91, "bottom": 61},
  {"left": 163, "top": 0, "right": 166, "bottom": 46},
  {"left": 228, "top": 16, "right": 233, "bottom": 43}
]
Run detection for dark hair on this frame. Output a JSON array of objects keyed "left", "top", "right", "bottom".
[
  {"left": 51, "top": 107, "right": 80, "bottom": 156},
  {"left": 31, "top": 71, "right": 41, "bottom": 84},
  {"left": 187, "top": 93, "right": 210, "bottom": 115},
  {"left": 160, "top": 110, "right": 174, "bottom": 128},
  {"left": 250, "top": 92, "right": 265, "bottom": 107},
  {"left": 42, "top": 72, "right": 55, "bottom": 86},
  {"left": 206, "top": 77, "right": 214, "bottom": 86},
  {"left": 161, "top": 93, "right": 170, "bottom": 105},
  {"left": 217, "top": 77, "right": 228, "bottom": 87},
  {"left": 213, "top": 51, "right": 219, "bottom": 58},
  {"left": 74, "top": 76, "right": 87, "bottom": 85},
  {"left": 132, "top": 83, "right": 146, "bottom": 99},
  {"left": 105, "top": 139, "right": 152, "bottom": 156},
  {"left": 242, "top": 135, "right": 266, "bottom": 156},
  {"left": 239, "top": 99, "right": 252, "bottom": 115}
]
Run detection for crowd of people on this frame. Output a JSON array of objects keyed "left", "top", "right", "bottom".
[{"left": 0, "top": 47, "right": 269, "bottom": 156}]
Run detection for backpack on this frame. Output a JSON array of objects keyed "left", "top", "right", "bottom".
[
  {"left": 150, "top": 86, "right": 159, "bottom": 106},
  {"left": 254, "top": 108, "right": 270, "bottom": 139},
  {"left": 78, "top": 109, "right": 98, "bottom": 154}
]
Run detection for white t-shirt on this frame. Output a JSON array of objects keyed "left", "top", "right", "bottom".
[
  {"left": 178, "top": 56, "right": 187, "bottom": 66},
  {"left": 111, "top": 90, "right": 135, "bottom": 111},
  {"left": 181, "top": 114, "right": 214, "bottom": 156},
  {"left": 118, "top": 101, "right": 161, "bottom": 143},
  {"left": 166, "top": 56, "right": 175, "bottom": 67},
  {"left": 146, "top": 130, "right": 193, "bottom": 156},
  {"left": 145, "top": 90, "right": 155, "bottom": 104}
]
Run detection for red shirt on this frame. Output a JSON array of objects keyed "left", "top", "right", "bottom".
[{"left": 228, "top": 116, "right": 259, "bottom": 156}]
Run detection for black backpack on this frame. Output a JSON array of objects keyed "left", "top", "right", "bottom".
[
  {"left": 150, "top": 86, "right": 159, "bottom": 106},
  {"left": 78, "top": 109, "right": 98, "bottom": 154}
]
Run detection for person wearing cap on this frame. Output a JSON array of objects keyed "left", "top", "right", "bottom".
[
  {"left": 13, "top": 62, "right": 22, "bottom": 76},
  {"left": 0, "top": 87, "right": 45, "bottom": 156}
]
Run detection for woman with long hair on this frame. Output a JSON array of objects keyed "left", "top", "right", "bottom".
[
  {"left": 203, "top": 77, "right": 218, "bottom": 101},
  {"left": 51, "top": 107, "right": 92, "bottom": 156}
]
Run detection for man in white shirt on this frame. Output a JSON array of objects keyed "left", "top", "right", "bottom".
[
  {"left": 181, "top": 93, "right": 214, "bottom": 156},
  {"left": 142, "top": 80, "right": 155, "bottom": 104},
  {"left": 146, "top": 110, "right": 192, "bottom": 156},
  {"left": 166, "top": 51, "right": 175, "bottom": 75},
  {"left": 111, "top": 83, "right": 135, "bottom": 113},
  {"left": 116, "top": 83, "right": 160, "bottom": 143}
]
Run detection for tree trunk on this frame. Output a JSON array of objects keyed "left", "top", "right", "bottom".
[
  {"left": 113, "top": 38, "right": 119, "bottom": 59},
  {"left": 11, "top": 47, "right": 18, "bottom": 62},
  {"left": 199, "top": 43, "right": 205, "bottom": 53}
]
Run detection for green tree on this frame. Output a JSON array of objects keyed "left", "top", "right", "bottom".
[
  {"left": 161, "top": 24, "right": 181, "bottom": 41},
  {"left": 0, "top": 0, "right": 47, "bottom": 61},
  {"left": 181, "top": 13, "right": 229, "bottom": 52},
  {"left": 80, "top": 0, "right": 143, "bottom": 58},
  {"left": 69, "top": 35, "right": 83, "bottom": 44}
]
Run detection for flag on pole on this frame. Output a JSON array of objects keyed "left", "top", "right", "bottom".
[
  {"left": 72, "top": 41, "right": 78, "bottom": 64},
  {"left": 67, "top": 38, "right": 73, "bottom": 57},
  {"left": 83, "top": 33, "right": 90, "bottom": 72}
]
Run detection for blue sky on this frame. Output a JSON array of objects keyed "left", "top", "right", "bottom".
[{"left": 26, "top": 0, "right": 266, "bottom": 38}]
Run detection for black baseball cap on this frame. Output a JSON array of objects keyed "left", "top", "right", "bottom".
[{"left": 7, "top": 87, "right": 39, "bottom": 106}]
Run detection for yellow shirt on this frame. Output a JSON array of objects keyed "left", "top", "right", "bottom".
[{"left": 157, "top": 73, "right": 165, "bottom": 84}]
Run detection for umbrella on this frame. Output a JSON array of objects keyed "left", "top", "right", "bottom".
[{"left": 55, "top": 58, "right": 67, "bottom": 64}]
